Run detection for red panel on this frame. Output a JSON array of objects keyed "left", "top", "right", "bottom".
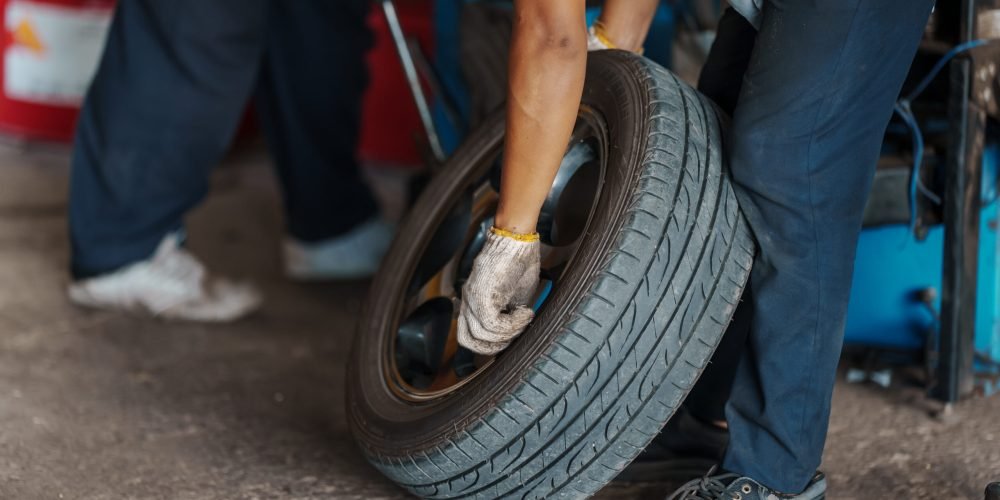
[
  {"left": 358, "top": 0, "right": 434, "bottom": 167},
  {"left": 0, "top": 0, "right": 435, "bottom": 152}
]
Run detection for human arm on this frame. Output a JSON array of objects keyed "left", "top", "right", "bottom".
[
  {"left": 493, "top": 0, "right": 589, "bottom": 235},
  {"left": 495, "top": 0, "right": 661, "bottom": 233},
  {"left": 458, "top": 0, "right": 659, "bottom": 355}
]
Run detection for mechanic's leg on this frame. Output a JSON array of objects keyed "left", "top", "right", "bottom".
[
  {"left": 69, "top": 0, "right": 265, "bottom": 278},
  {"left": 255, "top": 0, "right": 378, "bottom": 243},
  {"left": 697, "top": 7, "right": 757, "bottom": 117},
  {"left": 722, "top": 0, "right": 933, "bottom": 492},
  {"left": 682, "top": 7, "right": 758, "bottom": 427}
]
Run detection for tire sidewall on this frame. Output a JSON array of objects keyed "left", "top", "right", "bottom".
[{"left": 348, "top": 52, "right": 652, "bottom": 456}]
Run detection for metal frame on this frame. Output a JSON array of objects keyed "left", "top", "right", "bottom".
[
  {"left": 933, "top": 0, "right": 998, "bottom": 402},
  {"left": 380, "top": 0, "right": 447, "bottom": 164}
]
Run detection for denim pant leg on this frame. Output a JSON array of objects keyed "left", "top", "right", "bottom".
[
  {"left": 255, "top": 0, "right": 379, "bottom": 243},
  {"left": 69, "top": 0, "right": 266, "bottom": 279},
  {"left": 720, "top": 0, "right": 933, "bottom": 492}
]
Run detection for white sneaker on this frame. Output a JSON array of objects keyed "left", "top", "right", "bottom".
[
  {"left": 283, "top": 217, "right": 394, "bottom": 280},
  {"left": 68, "top": 234, "right": 262, "bottom": 322}
]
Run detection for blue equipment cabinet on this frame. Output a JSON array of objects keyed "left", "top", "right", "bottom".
[{"left": 845, "top": 144, "right": 1000, "bottom": 391}]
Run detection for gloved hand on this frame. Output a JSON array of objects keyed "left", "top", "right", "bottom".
[
  {"left": 457, "top": 228, "right": 540, "bottom": 355},
  {"left": 587, "top": 23, "right": 614, "bottom": 51},
  {"left": 587, "top": 21, "right": 644, "bottom": 54}
]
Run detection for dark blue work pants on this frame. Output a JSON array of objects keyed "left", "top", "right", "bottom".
[
  {"left": 691, "top": 0, "right": 933, "bottom": 492},
  {"left": 69, "top": 0, "right": 377, "bottom": 279}
]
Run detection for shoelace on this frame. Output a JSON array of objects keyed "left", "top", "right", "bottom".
[{"left": 667, "top": 467, "right": 742, "bottom": 500}]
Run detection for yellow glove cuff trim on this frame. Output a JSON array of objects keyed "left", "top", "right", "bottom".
[
  {"left": 593, "top": 21, "right": 644, "bottom": 55},
  {"left": 490, "top": 226, "right": 540, "bottom": 243},
  {"left": 592, "top": 21, "right": 618, "bottom": 50}
]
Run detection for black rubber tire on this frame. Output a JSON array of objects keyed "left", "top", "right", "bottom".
[
  {"left": 459, "top": 2, "right": 512, "bottom": 127},
  {"left": 347, "top": 51, "right": 754, "bottom": 499}
]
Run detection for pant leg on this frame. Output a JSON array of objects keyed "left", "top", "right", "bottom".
[
  {"left": 69, "top": 0, "right": 266, "bottom": 278},
  {"left": 697, "top": 8, "right": 758, "bottom": 117},
  {"left": 720, "top": 0, "right": 933, "bottom": 492},
  {"left": 683, "top": 7, "right": 758, "bottom": 425},
  {"left": 255, "top": 0, "right": 378, "bottom": 242}
]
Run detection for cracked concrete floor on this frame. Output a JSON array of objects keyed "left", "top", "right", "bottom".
[{"left": 0, "top": 143, "right": 996, "bottom": 500}]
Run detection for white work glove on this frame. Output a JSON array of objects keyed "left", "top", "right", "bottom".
[
  {"left": 457, "top": 229, "right": 540, "bottom": 355},
  {"left": 588, "top": 24, "right": 613, "bottom": 51},
  {"left": 588, "top": 22, "right": 643, "bottom": 54}
]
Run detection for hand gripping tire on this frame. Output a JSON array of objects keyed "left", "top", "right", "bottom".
[{"left": 347, "top": 51, "right": 754, "bottom": 499}]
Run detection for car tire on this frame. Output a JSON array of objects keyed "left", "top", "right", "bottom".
[{"left": 348, "top": 50, "right": 754, "bottom": 499}]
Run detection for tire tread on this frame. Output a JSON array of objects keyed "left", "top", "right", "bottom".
[{"left": 354, "top": 53, "right": 754, "bottom": 499}]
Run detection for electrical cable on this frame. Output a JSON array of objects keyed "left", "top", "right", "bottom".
[
  {"left": 895, "top": 101, "right": 934, "bottom": 235},
  {"left": 894, "top": 39, "right": 993, "bottom": 234},
  {"left": 904, "top": 39, "right": 988, "bottom": 103}
]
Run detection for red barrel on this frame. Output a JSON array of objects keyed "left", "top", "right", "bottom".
[{"left": 0, "top": 0, "right": 115, "bottom": 142}]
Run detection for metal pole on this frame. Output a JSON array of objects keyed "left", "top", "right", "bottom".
[
  {"left": 933, "top": 0, "right": 987, "bottom": 402},
  {"left": 381, "top": 0, "right": 446, "bottom": 164}
]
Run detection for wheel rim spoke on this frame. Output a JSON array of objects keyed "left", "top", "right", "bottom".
[{"left": 403, "top": 260, "right": 457, "bottom": 318}]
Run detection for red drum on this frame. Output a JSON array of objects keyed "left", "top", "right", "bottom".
[{"left": 0, "top": 0, "right": 115, "bottom": 142}]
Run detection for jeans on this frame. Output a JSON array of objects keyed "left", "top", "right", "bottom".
[
  {"left": 688, "top": 0, "right": 933, "bottom": 492},
  {"left": 69, "top": 0, "right": 377, "bottom": 279}
]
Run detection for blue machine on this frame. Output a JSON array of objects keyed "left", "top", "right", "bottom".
[{"left": 845, "top": 145, "right": 1000, "bottom": 378}]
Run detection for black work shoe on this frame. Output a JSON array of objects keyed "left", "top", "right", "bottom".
[
  {"left": 616, "top": 406, "right": 729, "bottom": 482},
  {"left": 666, "top": 468, "right": 827, "bottom": 500}
]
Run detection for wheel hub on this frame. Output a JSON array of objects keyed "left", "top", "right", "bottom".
[{"left": 387, "top": 110, "right": 607, "bottom": 403}]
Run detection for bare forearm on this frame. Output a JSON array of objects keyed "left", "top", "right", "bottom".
[
  {"left": 495, "top": 0, "right": 587, "bottom": 235},
  {"left": 495, "top": 0, "right": 658, "bottom": 234}
]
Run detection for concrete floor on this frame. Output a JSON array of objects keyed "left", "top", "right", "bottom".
[{"left": 0, "top": 144, "right": 997, "bottom": 500}]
